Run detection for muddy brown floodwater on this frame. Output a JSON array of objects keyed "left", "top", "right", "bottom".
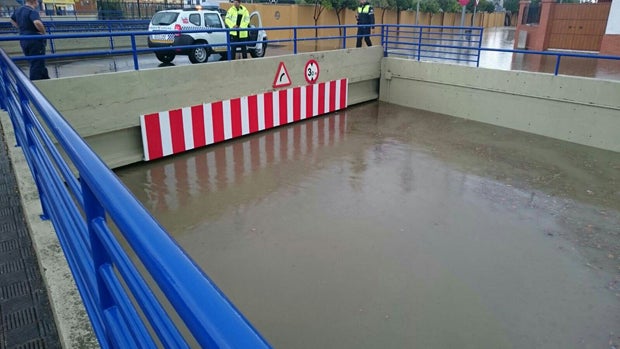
[{"left": 117, "top": 101, "right": 620, "bottom": 348}]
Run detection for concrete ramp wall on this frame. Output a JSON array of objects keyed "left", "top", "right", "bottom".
[
  {"left": 380, "top": 58, "right": 620, "bottom": 153},
  {"left": 36, "top": 47, "right": 382, "bottom": 169}
]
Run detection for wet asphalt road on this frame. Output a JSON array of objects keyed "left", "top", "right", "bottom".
[{"left": 117, "top": 102, "right": 620, "bottom": 349}]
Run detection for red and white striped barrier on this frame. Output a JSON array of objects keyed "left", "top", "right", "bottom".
[{"left": 140, "top": 79, "right": 348, "bottom": 161}]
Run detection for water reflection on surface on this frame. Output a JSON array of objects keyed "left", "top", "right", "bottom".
[{"left": 117, "top": 102, "right": 620, "bottom": 349}]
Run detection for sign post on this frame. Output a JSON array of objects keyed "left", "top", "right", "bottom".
[
  {"left": 473, "top": 0, "right": 479, "bottom": 27},
  {"left": 458, "top": 0, "right": 469, "bottom": 33}
]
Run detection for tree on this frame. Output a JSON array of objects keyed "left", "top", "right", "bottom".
[
  {"left": 311, "top": 0, "right": 330, "bottom": 38},
  {"left": 371, "top": 0, "right": 391, "bottom": 24},
  {"left": 466, "top": 0, "right": 494, "bottom": 12},
  {"left": 479, "top": 0, "right": 494, "bottom": 12},
  {"left": 332, "top": 0, "right": 359, "bottom": 33},
  {"left": 393, "top": 0, "right": 413, "bottom": 23},
  {"left": 503, "top": 0, "right": 518, "bottom": 13},
  {"left": 419, "top": 0, "right": 441, "bottom": 13},
  {"left": 437, "top": 0, "right": 460, "bottom": 12},
  {"left": 308, "top": 0, "right": 357, "bottom": 44}
]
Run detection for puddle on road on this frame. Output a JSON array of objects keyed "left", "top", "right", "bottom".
[{"left": 117, "top": 101, "right": 620, "bottom": 348}]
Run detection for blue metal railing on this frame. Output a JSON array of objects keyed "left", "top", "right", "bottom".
[
  {"left": 383, "top": 24, "right": 485, "bottom": 64},
  {"left": 0, "top": 48, "right": 270, "bottom": 348},
  {"left": 3, "top": 22, "right": 618, "bottom": 79},
  {"left": 381, "top": 24, "right": 620, "bottom": 76}
]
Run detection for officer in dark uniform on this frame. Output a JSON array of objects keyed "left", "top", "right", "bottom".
[
  {"left": 355, "top": 0, "right": 375, "bottom": 48},
  {"left": 10, "top": 0, "right": 50, "bottom": 80}
]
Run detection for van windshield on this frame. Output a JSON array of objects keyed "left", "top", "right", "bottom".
[{"left": 151, "top": 12, "right": 179, "bottom": 25}]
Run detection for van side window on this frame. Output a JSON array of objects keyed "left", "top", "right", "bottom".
[
  {"left": 189, "top": 13, "right": 201, "bottom": 26},
  {"left": 204, "top": 13, "right": 222, "bottom": 28}
]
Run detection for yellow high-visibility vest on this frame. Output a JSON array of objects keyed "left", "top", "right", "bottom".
[{"left": 225, "top": 5, "right": 250, "bottom": 38}]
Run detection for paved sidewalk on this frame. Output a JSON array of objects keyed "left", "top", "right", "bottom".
[{"left": 0, "top": 121, "right": 60, "bottom": 349}]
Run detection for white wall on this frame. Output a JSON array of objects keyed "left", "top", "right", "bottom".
[
  {"left": 36, "top": 47, "right": 383, "bottom": 168},
  {"left": 380, "top": 59, "right": 620, "bottom": 152}
]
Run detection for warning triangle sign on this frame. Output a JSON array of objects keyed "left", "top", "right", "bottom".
[{"left": 272, "top": 62, "right": 292, "bottom": 88}]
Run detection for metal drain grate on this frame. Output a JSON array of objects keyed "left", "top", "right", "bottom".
[
  {"left": 0, "top": 124, "right": 60, "bottom": 348},
  {"left": 0, "top": 239, "right": 19, "bottom": 253},
  {"left": 13, "top": 338, "right": 47, "bottom": 349},
  {"left": 0, "top": 282, "right": 31, "bottom": 301},
  {"left": 0, "top": 260, "right": 25, "bottom": 275},
  {"left": 4, "top": 307, "right": 37, "bottom": 331}
]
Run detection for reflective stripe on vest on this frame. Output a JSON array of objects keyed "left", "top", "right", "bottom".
[{"left": 358, "top": 4, "right": 370, "bottom": 13}]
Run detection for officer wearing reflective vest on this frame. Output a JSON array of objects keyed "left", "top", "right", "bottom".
[
  {"left": 225, "top": 0, "right": 250, "bottom": 59},
  {"left": 355, "top": 0, "right": 375, "bottom": 48}
]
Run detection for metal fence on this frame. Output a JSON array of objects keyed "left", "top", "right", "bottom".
[
  {"left": 382, "top": 24, "right": 484, "bottom": 65},
  {"left": 5, "top": 23, "right": 616, "bottom": 77},
  {"left": 0, "top": 48, "right": 271, "bottom": 348}
]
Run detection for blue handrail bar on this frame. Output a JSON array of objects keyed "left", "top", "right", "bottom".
[
  {"left": 0, "top": 48, "right": 271, "bottom": 348},
  {"left": 0, "top": 20, "right": 150, "bottom": 34}
]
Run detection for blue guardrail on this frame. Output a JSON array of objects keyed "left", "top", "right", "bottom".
[{"left": 0, "top": 48, "right": 271, "bottom": 348}]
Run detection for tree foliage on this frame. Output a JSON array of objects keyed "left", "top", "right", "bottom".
[
  {"left": 370, "top": 0, "right": 391, "bottom": 22},
  {"left": 465, "top": 0, "right": 495, "bottom": 12},
  {"left": 332, "top": 0, "right": 359, "bottom": 25},
  {"left": 308, "top": 0, "right": 357, "bottom": 36},
  {"left": 418, "top": 0, "right": 441, "bottom": 14},
  {"left": 503, "top": 0, "right": 519, "bottom": 12},
  {"left": 331, "top": 0, "right": 357, "bottom": 34},
  {"left": 437, "top": 0, "right": 461, "bottom": 13}
]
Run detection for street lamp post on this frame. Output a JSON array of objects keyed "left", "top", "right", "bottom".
[{"left": 458, "top": 0, "right": 469, "bottom": 34}]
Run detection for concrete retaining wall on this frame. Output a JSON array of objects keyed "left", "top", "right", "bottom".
[
  {"left": 379, "top": 58, "right": 620, "bottom": 152},
  {"left": 35, "top": 47, "right": 382, "bottom": 168}
]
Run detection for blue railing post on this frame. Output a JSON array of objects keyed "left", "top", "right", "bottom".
[
  {"left": 15, "top": 84, "right": 28, "bottom": 144},
  {"left": 0, "top": 61, "right": 7, "bottom": 110},
  {"left": 554, "top": 55, "right": 561, "bottom": 75},
  {"left": 382, "top": 25, "right": 387, "bottom": 57},
  {"left": 46, "top": 27, "right": 56, "bottom": 54},
  {"left": 476, "top": 27, "right": 483, "bottom": 67},
  {"left": 81, "top": 180, "right": 114, "bottom": 316},
  {"left": 417, "top": 26, "right": 422, "bottom": 61},
  {"left": 108, "top": 23, "right": 115, "bottom": 51},
  {"left": 18, "top": 84, "right": 50, "bottom": 219},
  {"left": 130, "top": 34, "right": 139, "bottom": 71},
  {"left": 341, "top": 26, "right": 346, "bottom": 49},
  {"left": 293, "top": 28, "right": 298, "bottom": 54},
  {"left": 226, "top": 30, "right": 233, "bottom": 61}
]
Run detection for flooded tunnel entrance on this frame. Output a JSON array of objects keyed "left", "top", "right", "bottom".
[{"left": 117, "top": 101, "right": 620, "bottom": 348}]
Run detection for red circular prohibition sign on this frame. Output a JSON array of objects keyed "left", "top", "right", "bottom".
[{"left": 304, "top": 59, "right": 320, "bottom": 84}]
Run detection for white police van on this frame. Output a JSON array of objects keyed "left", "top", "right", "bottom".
[{"left": 147, "top": 7, "right": 267, "bottom": 64}]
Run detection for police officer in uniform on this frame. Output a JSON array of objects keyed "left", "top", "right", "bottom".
[
  {"left": 10, "top": 0, "right": 49, "bottom": 80},
  {"left": 355, "top": 0, "right": 375, "bottom": 48},
  {"left": 225, "top": 0, "right": 250, "bottom": 60}
]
